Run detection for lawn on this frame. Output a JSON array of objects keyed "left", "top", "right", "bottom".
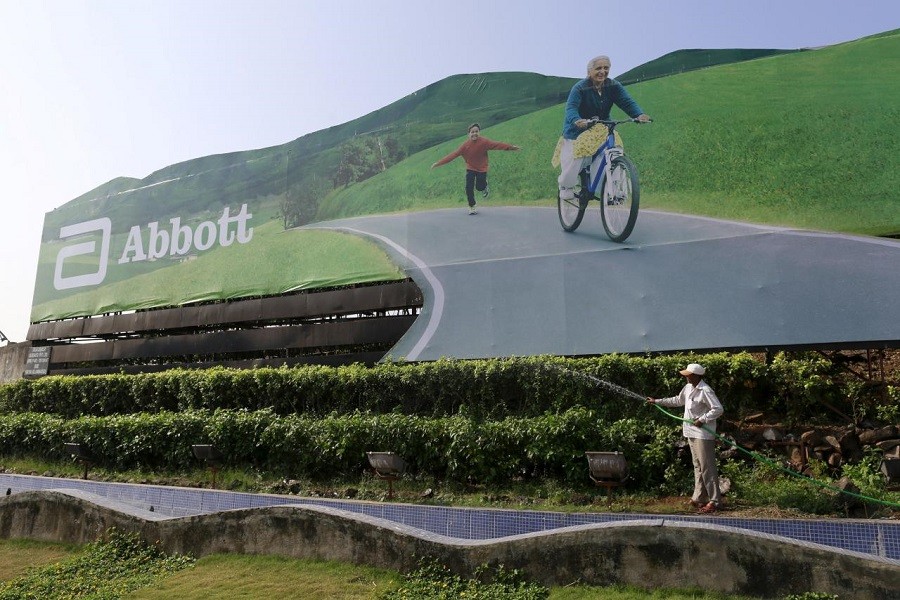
[{"left": 0, "top": 539, "right": 759, "bottom": 599}]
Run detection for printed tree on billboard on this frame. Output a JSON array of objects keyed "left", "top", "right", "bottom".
[
  {"left": 332, "top": 135, "right": 405, "bottom": 188},
  {"left": 280, "top": 175, "right": 330, "bottom": 229}
]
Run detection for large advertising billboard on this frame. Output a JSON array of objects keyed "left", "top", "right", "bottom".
[{"left": 30, "top": 41, "right": 900, "bottom": 360}]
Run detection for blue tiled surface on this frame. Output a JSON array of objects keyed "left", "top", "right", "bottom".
[{"left": 2, "top": 473, "right": 898, "bottom": 561}]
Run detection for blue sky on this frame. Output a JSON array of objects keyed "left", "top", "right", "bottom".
[{"left": 1, "top": 0, "right": 896, "bottom": 342}]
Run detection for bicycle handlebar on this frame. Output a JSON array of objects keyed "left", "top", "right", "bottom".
[{"left": 586, "top": 116, "right": 652, "bottom": 126}]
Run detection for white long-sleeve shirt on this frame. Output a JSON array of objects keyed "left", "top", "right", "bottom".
[{"left": 655, "top": 380, "right": 724, "bottom": 440}]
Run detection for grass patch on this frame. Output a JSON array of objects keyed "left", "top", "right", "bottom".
[
  {"left": 132, "top": 555, "right": 761, "bottom": 600},
  {"left": 130, "top": 554, "right": 397, "bottom": 600},
  {"left": 380, "top": 560, "right": 548, "bottom": 599},
  {"left": 0, "top": 538, "right": 81, "bottom": 582},
  {"left": 0, "top": 530, "right": 193, "bottom": 599},
  {"left": 549, "top": 585, "right": 756, "bottom": 599},
  {"left": 0, "top": 539, "right": 767, "bottom": 599}
]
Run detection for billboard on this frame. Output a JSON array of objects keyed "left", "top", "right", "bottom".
[{"left": 30, "top": 41, "right": 900, "bottom": 360}]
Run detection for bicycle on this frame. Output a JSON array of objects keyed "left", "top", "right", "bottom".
[{"left": 557, "top": 117, "right": 648, "bottom": 242}]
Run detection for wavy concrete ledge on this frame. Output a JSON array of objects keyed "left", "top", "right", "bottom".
[{"left": 1, "top": 489, "right": 898, "bottom": 599}]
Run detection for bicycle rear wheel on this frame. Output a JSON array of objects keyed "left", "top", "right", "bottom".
[
  {"left": 599, "top": 156, "right": 639, "bottom": 242},
  {"left": 558, "top": 170, "right": 589, "bottom": 232}
]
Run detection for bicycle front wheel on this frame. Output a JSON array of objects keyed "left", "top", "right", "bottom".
[
  {"left": 558, "top": 171, "right": 589, "bottom": 232},
  {"left": 599, "top": 156, "right": 639, "bottom": 242}
]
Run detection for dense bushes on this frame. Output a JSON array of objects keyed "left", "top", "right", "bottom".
[
  {"left": 0, "top": 408, "right": 678, "bottom": 487},
  {"left": 0, "top": 352, "right": 861, "bottom": 423},
  {"left": 380, "top": 560, "right": 549, "bottom": 599},
  {"left": 0, "top": 352, "right": 891, "bottom": 492}
]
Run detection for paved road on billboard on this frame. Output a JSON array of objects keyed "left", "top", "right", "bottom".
[{"left": 314, "top": 207, "right": 900, "bottom": 361}]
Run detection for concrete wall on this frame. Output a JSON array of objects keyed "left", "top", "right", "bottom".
[
  {"left": 0, "top": 341, "right": 29, "bottom": 383},
  {"left": 1, "top": 490, "right": 898, "bottom": 599}
]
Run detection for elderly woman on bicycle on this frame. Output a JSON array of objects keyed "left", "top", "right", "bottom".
[{"left": 557, "top": 55, "right": 651, "bottom": 201}]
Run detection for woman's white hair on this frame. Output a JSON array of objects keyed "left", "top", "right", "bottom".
[{"left": 587, "top": 55, "right": 611, "bottom": 74}]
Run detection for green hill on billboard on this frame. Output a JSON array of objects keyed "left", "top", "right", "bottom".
[
  {"left": 616, "top": 48, "right": 800, "bottom": 84},
  {"left": 321, "top": 30, "right": 898, "bottom": 236},
  {"left": 42, "top": 47, "right": 800, "bottom": 238}
]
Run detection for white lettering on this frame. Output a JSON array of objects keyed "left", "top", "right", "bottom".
[
  {"left": 194, "top": 221, "right": 216, "bottom": 251},
  {"left": 216, "top": 204, "right": 254, "bottom": 246},
  {"left": 118, "top": 226, "right": 148, "bottom": 264},
  {"left": 170, "top": 217, "right": 192, "bottom": 256},
  {"left": 218, "top": 207, "right": 236, "bottom": 246},
  {"left": 147, "top": 221, "right": 170, "bottom": 260},
  {"left": 117, "top": 203, "right": 253, "bottom": 265},
  {"left": 234, "top": 204, "right": 253, "bottom": 243},
  {"left": 62, "top": 204, "right": 253, "bottom": 287},
  {"left": 53, "top": 218, "right": 112, "bottom": 290}
]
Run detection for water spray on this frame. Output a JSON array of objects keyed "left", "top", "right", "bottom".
[
  {"left": 534, "top": 361, "right": 645, "bottom": 402},
  {"left": 540, "top": 362, "right": 900, "bottom": 511}
]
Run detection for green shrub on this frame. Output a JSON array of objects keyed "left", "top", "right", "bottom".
[
  {"left": 765, "top": 353, "right": 844, "bottom": 425},
  {"left": 0, "top": 529, "right": 193, "bottom": 599},
  {"left": 840, "top": 448, "right": 888, "bottom": 498},
  {"left": 0, "top": 352, "right": 890, "bottom": 498},
  {"left": 874, "top": 385, "right": 900, "bottom": 423},
  {"left": 0, "top": 353, "right": 869, "bottom": 425},
  {"left": 379, "top": 560, "right": 548, "bottom": 600},
  {"left": 726, "top": 463, "right": 837, "bottom": 515},
  {"left": 0, "top": 407, "right": 684, "bottom": 488}
]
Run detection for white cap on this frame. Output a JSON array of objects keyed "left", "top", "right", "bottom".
[{"left": 679, "top": 363, "right": 705, "bottom": 376}]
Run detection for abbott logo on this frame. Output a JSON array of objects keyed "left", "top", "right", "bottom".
[
  {"left": 54, "top": 218, "right": 112, "bottom": 291},
  {"left": 52, "top": 204, "right": 254, "bottom": 291}
]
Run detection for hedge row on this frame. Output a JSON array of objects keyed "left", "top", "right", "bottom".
[
  {"left": 0, "top": 408, "right": 681, "bottom": 489},
  {"left": 0, "top": 353, "right": 858, "bottom": 423}
]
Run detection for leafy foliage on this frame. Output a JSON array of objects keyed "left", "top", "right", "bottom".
[
  {"left": 0, "top": 406, "right": 674, "bottom": 485},
  {"left": 378, "top": 560, "right": 548, "bottom": 600},
  {"left": 839, "top": 448, "right": 887, "bottom": 498},
  {"left": 0, "top": 529, "right": 193, "bottom": 599},
  {"left": 875, "top": 386, "right": 900, "bottom": 423},
  {"left": 0, "top": 353, "right": 893, "bottom": 498},
  {"left": 280, "top": 175, "right": 331, "bottom": 228},
  {"left": 720, "top": 462, "right": 838, "bottom": 515},
  {"left": 0, "top": 353, "right": 854, "bottom": 423},
  {"left": 333, "top": 136, "right": 405, "bottom": 187}
]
